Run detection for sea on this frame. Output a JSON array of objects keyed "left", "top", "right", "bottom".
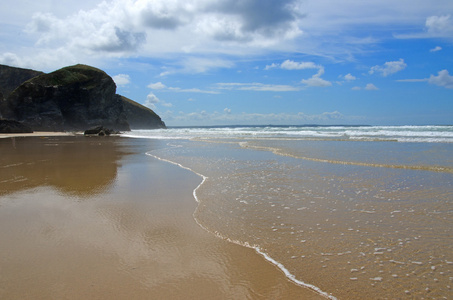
[{"left": 122, "top": 125, "right": 453, "bottom": 299}]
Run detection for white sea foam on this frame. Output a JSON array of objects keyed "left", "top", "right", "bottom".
[
  {"left": 145, "top": 148, "right": 338, "bottom": 300},
  {"left": 122, "top": 125, "right": 453, "bottom": 143}
]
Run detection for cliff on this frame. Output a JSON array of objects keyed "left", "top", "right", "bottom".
[
  {"left": 0, "top": 64, "right": 43, "bottom": 101},
  {"left": 0, "top": 64, "right": 166, "bottom": 132},
  {"left": 120, "top": 95, "right": 166, "bottom": 129}
]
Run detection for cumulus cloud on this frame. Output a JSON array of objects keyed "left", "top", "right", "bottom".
[
  {"left": 351, "top": 83, "right": 379, "bottom": 90},
  {"left": 425, "top": 15, "right": 453, "bottom": 37},
  {"left": 144, "top": 92, "right": 173, "bottom": 110},
  {"left": 343, "top": 73, "right": 356, "bottom": 81},
  {"left": 430, "top": 46, "right": 442, "bottom": 52},
  {"left": 203, "top": 0, "right": 302, "bottom": 42},
  {"left": 301, "top": 76, "right": 332, "bottom": 87},
  {"left": 369, "top": 59, "right": 407, "bottom": 76},
  {"left": 266, "top": 60, "right": 331, "bottom": 87},
  {"left": 397, "top": 69, "right": 453, "bottom": 89},
  {"left": 20, "top": 0, "right": 303, "bottom": 68},
  {"left": 112, "top": 74, "right": 131, "bottom": 86},
  {"left": 265, "top": 60, "right": 319, "bottom": 70},
  {"left": 148, "top": 82, "right": 167, "bottom": 89},
  {"left": 365, "top": 83, "right": 379, "bottom": 90},
  {"left": 395, "top": 14, "right": 453, "bottom": 39},
  {"left": 0, "top": 52, "right": 24, "bottom": 68},
  {"left": 301, "top": 67, "right": 332, "bottom": 87},
  {"left": 428, "top": 69, "right": 453, "bottom": 89},
  {"left": 144, "top": 92, "right": 160, "bottom": 109},
  {"left": 4, "top": 0, "right": 453, "bottom": 72}
]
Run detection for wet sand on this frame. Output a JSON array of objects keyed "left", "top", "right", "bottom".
[
  {"left": 0, "top": 131, "right": 78, "bottom": 139},
  {"left": 0, "top": 136, "right": 323, "bottom": 299},
  {"left": 149, "top": 139, "right": 453, "bottom": 299}
]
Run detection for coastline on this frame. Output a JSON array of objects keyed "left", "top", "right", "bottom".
[
  {"left": 0, "top": 135, "right": 325, "bottom": 299},
  {"left": 147, "top": 150, "right": 337, "bottom": 299},
  {"left": 143, "top": 133, "right": 453, "bottom": 299}
]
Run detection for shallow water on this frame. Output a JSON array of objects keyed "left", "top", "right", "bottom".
[
  {"left": 148, "top": 138, "right": 453, "bottom": 299},
  {"left": 0, "top": 136, "right": 323, "bottom": 299}
]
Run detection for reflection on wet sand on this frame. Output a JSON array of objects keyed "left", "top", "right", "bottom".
[
  {"left": 0, "top": 136, "right": 126, "bottom": 196},
  {"left": 0, "top": 137, "right": 322, "bottom": 299}
]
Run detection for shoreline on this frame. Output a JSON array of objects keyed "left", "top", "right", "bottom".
[
  {"left": 147, "top": 150, "right": 337, "bottom": 299},
  {"left": 0, "top": 135, "right": 324, "bottom": 299}
]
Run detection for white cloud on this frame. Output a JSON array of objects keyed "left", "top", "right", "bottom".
[
  {"left": 148, "top": 82, "right": 166, "bottom": 89},
  {"left": 112, "top": 74, "right": 130, "bottom": 86},
  {"left": 169, "top": 87, "right": 219, "bottom": 94},
  {"left": 369, "top": 59, "right": 407, "bottom": 76},
  {"left": 3, "top": 0, "right": 453, "bottom": 73},
  {"left": 425, "top": 15, "right": 453, "bottom": 37},
  {"left": 343, "top": 73, "right": 356, "bottom": 81},
  {"left": 0, "top": 52, "right": 24, "bottom": 67},
  {"left": 4, "top": 0, "right": 453, "bottom": 72},
  {"left": 301, "top": 67, "right": 332, "bottom": 87},
  {"left": 14, "top": 0, "right": 304, "bottom": 71},
  {"left": 149, "top": 82, "right": 219, "bottom": 94},
  {"left": 215, "top": 82, "right": 301, "bottom": 92},
  {"left": 301, "top": 77, "right": 332, "bottom": 87},
  {"left": 365, "top": 83, "right": 379, "bottom": 90},
  {"left": 351, "top": 83, "right": 379, "bottom": 90},
  {"left": 144, "top": 92, "right": 173, "bottom": 110},
  {"left": 395, "top": 14, "right": 453, "bottom": 39},
  {"left": 224, "top": 108, "right": 231, "bottom": 114},
  {"left": 430, "top": 46, "right": 442, "bottom": 52},
  {"left": 264, "top": 63, "right": 279, "bottom": 70},
  {"left": 144, "top": 92, "right": 160, "bottom": 109},
  {"left": 397, "top": 69, "right": 453, "bottom": 89},
  {"left": 265, "top": 59, "right": 331, "bottom": 87},
  {"left": 428, "top": 69, "right": 453, "bottom": 89},
  {"left": 281, "top": 60, "right": 319, "bottom": 70},
  {"left": 265, "top": 60, "right": 320, "bottom": 71}
]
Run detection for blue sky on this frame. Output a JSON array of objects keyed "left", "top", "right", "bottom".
[{"left": 1, "top": 0, "right": 452, "bottom": 126}]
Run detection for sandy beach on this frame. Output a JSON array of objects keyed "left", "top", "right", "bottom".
[
  {"left": 0, "top": 132, "right": 79, "bottom": 139},
  {"left": 0, "top": 135, "right": 323, "bottom": 299}
]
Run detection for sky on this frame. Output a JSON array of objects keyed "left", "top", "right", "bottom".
[{"left": 0, "top": 0, "right": 452, "bottom": 126}]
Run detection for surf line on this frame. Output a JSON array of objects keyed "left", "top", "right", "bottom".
[
  {"left": 240, "top": 142, "right": 453, "bottom": 174},
  {"left": 145, "top": 150, "right": 337, "bottom": 300}
]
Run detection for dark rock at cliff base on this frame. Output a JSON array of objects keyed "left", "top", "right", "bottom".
[
  {"left": 0, "top": 119, "right": 33, "bottom": 133},
  {"left": 84, "top": 125, "right": 118, "bottom": 136},
  {"left": 119, "top": 95, "right": 166, "bottom": 129},
  {"left": 1, "top": 64, "right": 130, "bottom": 131}
]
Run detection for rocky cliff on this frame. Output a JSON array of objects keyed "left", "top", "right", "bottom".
[
  {"left": 1, "top": 64, "right": 129, "bottom": 131},
  {"left": 120, "top": 95, "right": 166, "bottom": 129},
  {"left": 0, "top": 64, "right": 43, "bottom": 102},
  {"left": 0, "top": 64, "right": 166, "bottom": 132}
]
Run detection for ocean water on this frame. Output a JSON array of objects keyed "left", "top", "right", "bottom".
[{"left": 122, "top": 126, "right": 453, "bottom": 299}]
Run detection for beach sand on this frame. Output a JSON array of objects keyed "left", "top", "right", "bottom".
[
  {"left": 0, "top": 132, "right": 79, "bottom": 139},
  {"left": 0, "top": 136, "right": 323, "bottom": 299}
]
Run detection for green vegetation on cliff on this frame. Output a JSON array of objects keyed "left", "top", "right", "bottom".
[
  {"left": 0, "top": 64, "right": 43, "bottom": 100},
  {"left": 31, "top": 64, "right": 109, "bottom": 89}
]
